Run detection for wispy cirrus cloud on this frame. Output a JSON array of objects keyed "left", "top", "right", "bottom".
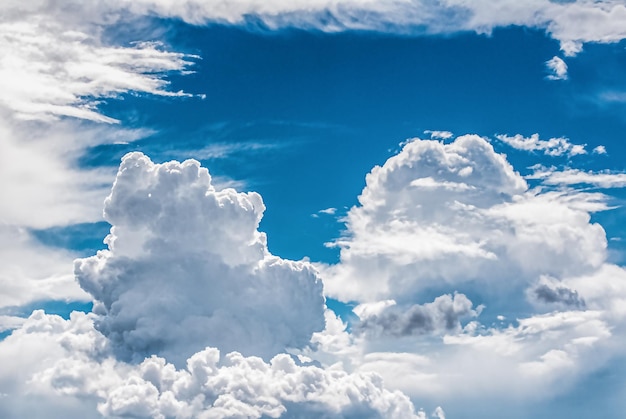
[
  {"left": 529, "top": 166, "right": 626, "bottom": 188},
  {"left": 4, "top": 1, "right": 626, "bottom": 55}
]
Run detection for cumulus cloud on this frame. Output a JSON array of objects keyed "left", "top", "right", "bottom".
[
  {"left": 545, "top": 56, "right": 569, "bottom": 80},
  {"left": 74, "top": 152, "right": 325, "bottom": 363},
  {"left": 354, "top": 294, "right": 478, "bottom": 338},
  {"left": 0, "top": 310, "right": 423, "bottom": 419},
  {"left": 496, "top": 133, "right": 585, "bottom": 156},
  {"left": 350, "top": 308, "right": 615, "bottom": 404},
  {"left": 311, "top": 133, "right": 626, "bottom": 406},
  {"left": 593, "top": 145, "right": 607, "bottom": 154},
  {"left": 320, "top": 135, "right": 607, "bottom": 302}
]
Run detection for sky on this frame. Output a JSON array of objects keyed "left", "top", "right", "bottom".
[{"left": 2, "top": 1, "right": 626, "bottom": 418}]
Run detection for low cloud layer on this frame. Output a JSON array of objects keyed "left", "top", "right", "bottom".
[
  {"left": 75, "top": 153, "right": 326, "bottom": 363},
  {"left": 0, "top": 310, "right": 424, "bottom": 419}
]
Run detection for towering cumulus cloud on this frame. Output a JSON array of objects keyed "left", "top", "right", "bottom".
[
  {"left": 75, "top": 153, "right": 325, "bottom": 363},
  {"left": 322, "top": 135, "right": 607, "bottom": 303}
]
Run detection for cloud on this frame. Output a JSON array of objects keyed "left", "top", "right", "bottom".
[
  {"left": 354, "top": 294, "right": 478, "bottom": 338},
  {"left": 0, "top": 316, "right": 26, "bottom": 333},
  {"left": 528, "top": 277, "right": 586, "bottom": 309},
  {"left": 350, "top": 308, "right": 615, "bottom": 403},
  {"left": 309, "top": 133, "right": 626, "bottom": 407},
  {"left": 529, "top": 167, "right": 626, "bottom": 188},
  {"left": 74, "top": 152, "right": 326, "bottom": 364},
  {"left": 18, "top": 1, "right": 626, "bottom": 53},
  {"left": 3, "top": 1, "right": 626, "bottom": 56},
  {"left": 0, "top": 17, "right": 194, "bottom": 123},
  {"left": 0, "top": 0, "right": 198, "bottom": 315},
  {"left": 423, "top": 130, "right": 453, "bottom": 140},
  {"left": 0, "top": 310, "right": 424, "bottom": 419},
  {"left": 546, "top": 56, "right": 569, "bottom": 80},
  {"left": 320, "top": 135, "right": 607, "bottom": 303},
  {"left": 0, "top": 223, "right": 89, "bottom": 310},
  {"left": 593, "top": 145, "right": 607, "bottom": 154},
  {"left": 318, "top": 207, "right": 337, "bottom": 216},
  {"left": 496, "top": 133, "right": 585, "bottom": 156}
]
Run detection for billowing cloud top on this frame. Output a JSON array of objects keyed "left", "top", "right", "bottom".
[
  {"left": 322, "top": 135, "right": 607, "bottom": 302},
  {"left": 75, "top": 153, "right": 326, "bottom": 364}
]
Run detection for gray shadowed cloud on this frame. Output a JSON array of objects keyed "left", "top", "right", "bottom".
[
  {"left": 532, "top": 282, "right": 586, "bottom": 309},
  {"left": 355, "top": 294, "right": 477, "bottom": 338}
]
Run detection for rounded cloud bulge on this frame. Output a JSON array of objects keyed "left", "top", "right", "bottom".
[
  {"left": 321, "top": 135, "right": 607, "bottom": 303},
  {"left": 75, "top": 152, "right": 326, "bottom": 364}
]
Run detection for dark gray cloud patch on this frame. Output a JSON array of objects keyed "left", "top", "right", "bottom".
[
  {"left": 355, "top": 293, "right": 476, "bottom": 338},
  {"left": 532, "top": 282, "right": 586, "bottom": 309}
]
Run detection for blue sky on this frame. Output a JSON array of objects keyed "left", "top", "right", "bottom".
[{"left": 2, "top": 1, "right": 626, "bottom": 418}]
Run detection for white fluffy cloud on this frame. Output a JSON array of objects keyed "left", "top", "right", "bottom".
[
  {"left": 74, "top": 152, "right": 326, "bottom": 364},
  {"left": 496, "top": 133, "right": 585, "bottom": 156},
  {"left": 0, "top": 310, "right": 424, "bottom": 419},
  {"left": 320, "top": 135, "right": 607, "bottom": 303},
  {"left": 351, "top": 308, "right": 613, "bottom": 400},
  {"left": 306, "top": 132, "right": 626, "bottom": 411}
]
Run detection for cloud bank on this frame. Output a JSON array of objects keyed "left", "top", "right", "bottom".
[
  {"left": 4, "top": 0, "right": 626, "bottom": 54},
  {"left": 0, "top": 310, "right": 424, "bottom": 419}
]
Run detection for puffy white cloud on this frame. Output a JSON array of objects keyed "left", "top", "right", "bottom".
[
  {"left": 350, "top": 308, "right": 614, "bottom": 403},
  {"left": 308, "top": 133, "right": 626, "bottom": 409},
  {"left": 593, "top": 145, "right": 607, "bottom": 154},
  {"left": 545, "top": 56, "right": 569, "bottom": 80},
  {"left": 320, "top": 135, "right": 607, "bottom": 302},
  {"left": 0, "top": 310, "right": 423, "bottom": 419},
  {"left": 74, "top": 152, "right": 326, "bottom": 363},
  {"left": 496, "top": 133, "right": 585, "bottom": 156},
  {"left": 566, "top": 263, "right": 626, "bottom": 320}
]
